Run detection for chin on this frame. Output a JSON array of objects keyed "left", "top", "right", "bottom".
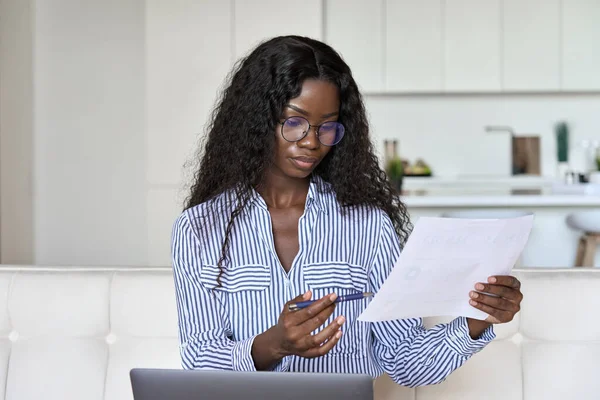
[{"left": 285, "top": 168, "right": 313, "bottom": 179}]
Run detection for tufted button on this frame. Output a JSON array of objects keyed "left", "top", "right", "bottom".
[
  {"left": 8, "top": 331, "right": 19, "bottom": 342},
  {"left": 105, "top": 333, "right": 117, "bottom": 344},
  {"left": 510, "top": 332, "right": 524, "bottom": 345}
]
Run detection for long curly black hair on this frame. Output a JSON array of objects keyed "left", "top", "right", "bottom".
[{"left": 185, "top": 35, "right": 411, "bottom": 270}]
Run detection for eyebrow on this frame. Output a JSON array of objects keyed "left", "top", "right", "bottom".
[{"left": 285, "top": 104, "right": 339, "bottom": 119}]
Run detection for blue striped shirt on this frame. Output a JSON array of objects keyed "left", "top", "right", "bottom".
[{"left": 171, "top": 176, "right": 495, "bottom": 387}]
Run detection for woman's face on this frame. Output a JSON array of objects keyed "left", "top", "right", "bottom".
[{"left": 271, "top": 79, "right": 341, "bottom": 179}]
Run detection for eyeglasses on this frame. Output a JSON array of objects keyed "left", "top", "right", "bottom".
[{"left": 278, "top": 116, "right": 345, "bottom": 146}]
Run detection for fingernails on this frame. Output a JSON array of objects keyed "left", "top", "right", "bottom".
[
  {"left": 336, "top": 316, "right": 346, "bottom": 325},
  {"left": 335, "top": 331, "right": 342, "bottom": 339},
  {"left": 470, "top": 300, "right": 478, "bottom": 306},
  {"left": 303, "top": 291, "right": 311, "bottom": 300},
  {"left": 489, "top": 277, "right": 497, "bottom": 283},
  {"left": 329, "top": 293, "right": 338, "bottom": 302},
  {"left": 470, "top": 291, "right": 479, "bottom": 299},
  {"left": 475, "top": 283, "right": 485, "bottom": 290}
]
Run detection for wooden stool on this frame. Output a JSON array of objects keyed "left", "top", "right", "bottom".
[
  {"left": 566, "top": 211, "right": 600, "bottom": 268},
  {"left": 574, "top": 233, "right": 600, "bottom": 267}
]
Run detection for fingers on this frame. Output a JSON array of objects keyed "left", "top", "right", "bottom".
[
  {"left": 469, "top": 298, "right": 515, "bottom": 323},
  {"left": 286, "top": 292, "right": 338, "bottom": 326},
  {"left": 474, "top": 282, "right": 523, "bottom": 302},
  {"left": 301, "top": 325, "right": 344, "bottom": 358},
  {"left": 470, "top": 291, "right": 520, "bottom": 313},
  {"left": 488, "top": 275, "right": 521, "bottom": 289},
  {"left": 282, "top": 291, "right": 313, "bottom": 321},
  {"left": 297, "top": 300, "right": 337, "bottom": 335},
  {"left": 469, "top": 275, "right": 523, "bottom": 325},
  {"left": 278, "top": 292, "right": 346, "bottom": 358},
  {"left": 301, "top": 316, "right": 345, "bottom": 351}
]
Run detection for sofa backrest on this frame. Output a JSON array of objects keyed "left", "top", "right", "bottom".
[{"left": 0, "top": 266, "right": 597, "bottom": 400}]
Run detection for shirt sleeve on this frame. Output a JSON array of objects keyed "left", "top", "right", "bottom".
[
  {"left": 369, "top": 213, "right": 495, "bottom": 387},
  {"left": 171, "top": 212, "right": 288, "bottom": 372}
]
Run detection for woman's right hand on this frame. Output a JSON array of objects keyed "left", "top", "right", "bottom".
[{"left": 252, "top": 290, "right": 345, "bottom": 370}]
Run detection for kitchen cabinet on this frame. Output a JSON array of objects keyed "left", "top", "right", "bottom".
[
  {"left": 502, "top": 0, "right": 561, "bottom": 91},
  {"left": 561, "top": 0, "right": 600, "bottom": 91},
  {"left": 325, "top": 0, "right": 384, "bottom": 93},
  {"left": 385, "top": 0, "right": 442, "bottom": 92},
  {"left": 444, "top": 0, "right": 501, "bottom": 92},
  {"left": 234, "top": 0, "right": 322, "bottom": 59}
]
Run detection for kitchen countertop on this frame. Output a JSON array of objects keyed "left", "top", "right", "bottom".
[
  {"left": 399, "top": 175, "right": 600, "bottom": 207},
  {"left": 403, "top": 193, "right": 600, "bottom": 208}
]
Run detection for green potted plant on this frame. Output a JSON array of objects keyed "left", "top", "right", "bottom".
[{"left": 386, "top": 157, "right": 404, "bottom": 192}]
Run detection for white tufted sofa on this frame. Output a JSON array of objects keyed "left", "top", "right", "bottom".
[{"left": 0, "top": 266, "right": 597, "bottom": 400}]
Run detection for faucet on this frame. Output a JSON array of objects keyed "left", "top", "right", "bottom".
[
  {"left": 484, "top": 125, "right": 526, "bottom": 175},
  {"left": 485, "top": 125, "right": 515, "bottom": 136}
]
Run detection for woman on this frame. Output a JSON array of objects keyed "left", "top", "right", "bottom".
[{"left": 171, "top": 36, "right": 523, "bottom": 387}]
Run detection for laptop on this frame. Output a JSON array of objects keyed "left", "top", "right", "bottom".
[{"left": 130, "top": 368, "right": 373, "bottom": 400}]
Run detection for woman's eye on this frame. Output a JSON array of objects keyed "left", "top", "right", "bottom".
[{"left": 286, "top": 119, "right": 302, "bottom": 127}]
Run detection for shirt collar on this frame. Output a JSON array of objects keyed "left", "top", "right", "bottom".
[
  {"left": 307, "top": 174, "right": 329, "bottom": 214},
  {"left": 247, "top": 174, "right": 330, "bottom": 214}
]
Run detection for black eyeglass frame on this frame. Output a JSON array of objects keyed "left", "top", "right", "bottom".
[{"left": 277, "top": 116, "right": 345, "bottom": 147}]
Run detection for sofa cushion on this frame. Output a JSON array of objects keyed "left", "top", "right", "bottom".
[
  {"left": 523, "top": 342, "right": 600, "bottom": 400},
  {"left": 5, "top": 338, "right": 107, "bottom": 400},
  {"left": 519, "top": 270, "right": 600, "bottom": 341},
  {"left": 105, "top": 338, "right": 181, "bottom": 400},
  {"left": 9, "top": 271, "right": 110, "bottom": 338},
  {"left": 417, "top": 341, "right": 522, "bottom": 400},
  {"left": 110, "top": 271, "right": 178, "bottom": 338}
]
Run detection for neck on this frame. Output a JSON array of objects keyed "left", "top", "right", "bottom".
[{"left": 258, "top": 169, "right": 310, "bottom": 209}]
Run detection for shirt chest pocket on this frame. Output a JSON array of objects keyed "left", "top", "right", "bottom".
[
  {"left": 199, "top": 264, "right": 272, "bottom": 338},
  {"left": 303, "top": 262, "right": 370, "bottom": 358},
  {"left": 200, "top": 263, "right": 271, "bottom": 291}
]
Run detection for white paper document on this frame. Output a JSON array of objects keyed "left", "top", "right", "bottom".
[{"left": 358, "top": 215, "right": 534, "bottom": 322}]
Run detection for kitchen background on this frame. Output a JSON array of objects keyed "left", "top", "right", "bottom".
[{"left": 1, "top": 0, "right": 599, "bottom": 267}]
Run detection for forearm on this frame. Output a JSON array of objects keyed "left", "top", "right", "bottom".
[
  {"left": 466, "top": 318, "right": 492, "bottom": 339},
  {"left": 251, "top": 328, "right": 286, "bottom": 371},
  {"left": 374, "top": 317, "right": 495, "bottom": 387}
]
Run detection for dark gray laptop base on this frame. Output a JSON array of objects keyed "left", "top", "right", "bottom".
[{"left": 130, "top": 368, "right": 373, "bottom": 400}]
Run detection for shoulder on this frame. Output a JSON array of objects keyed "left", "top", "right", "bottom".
[{"left": 172, "top": 190, "right": 235, "bottom": 244}]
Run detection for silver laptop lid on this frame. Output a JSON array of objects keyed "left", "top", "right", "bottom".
[{"left": 130, "top": 368, "right": 373, "bottom": 400}]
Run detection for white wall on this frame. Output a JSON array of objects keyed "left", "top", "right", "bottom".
[
  {"left": 0, "top": 0, "right": 35, "bottom": 264},
  {"left": 1, "top": 0, "right": 599, "bottom": 267},
  {"left": 33, "top": 0, "right": 148, "bottom": 266}
]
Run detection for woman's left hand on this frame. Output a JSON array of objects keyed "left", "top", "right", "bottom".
[{"left": 469, "top": 275, "right": 523, "bottom": 324}]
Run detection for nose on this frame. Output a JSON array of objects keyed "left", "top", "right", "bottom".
[{"left": 297, "top": 125, "right": 320, "bottom": 150}]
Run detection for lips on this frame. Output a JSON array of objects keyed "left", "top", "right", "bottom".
[{"left": 290, "top": 156, "right": 318, "bottom": 170}]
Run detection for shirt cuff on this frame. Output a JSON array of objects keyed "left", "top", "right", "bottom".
[
  {"left": 231, "top": 335, "right": 291, "bottom": 372},
  {"left": 232, "top": 335, "right": 258, "bottom": 371},
  {"left": 444, "top": 317, "right": 496, "bottom": 357},
  {"left": 272, "top": 356, "right": 291, "bottom": 372}
]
